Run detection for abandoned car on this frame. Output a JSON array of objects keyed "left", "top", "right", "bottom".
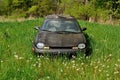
[{"left": 32, "top": 15, "right": 87, "bottom": 54}]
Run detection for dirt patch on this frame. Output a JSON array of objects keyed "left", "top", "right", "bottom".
[{"left": 0, "top": 16, "right": 35, "bottom": 22}]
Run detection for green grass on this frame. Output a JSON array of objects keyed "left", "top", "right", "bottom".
[{"left": 0, "top": 19, "right": 120, "bottom": 80}]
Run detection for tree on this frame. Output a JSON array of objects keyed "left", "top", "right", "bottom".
[
  {"left": 0, "top": 0, "right": 119, "bottom": 23},
  {"left": 0, "top": 0, "right": 6, "bottom": 15}
]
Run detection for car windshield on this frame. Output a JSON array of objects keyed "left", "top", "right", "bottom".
[{"left": 41, "top": 19, "right": 81, "bottom": 33}]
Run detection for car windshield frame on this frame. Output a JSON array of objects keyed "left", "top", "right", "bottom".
[{"left": 40, "top": 19, "right": 81, "bottom": 33}]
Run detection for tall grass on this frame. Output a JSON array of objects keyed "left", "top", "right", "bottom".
[{"left": 0, "top": 19, "right": 120, "bottom": 80}]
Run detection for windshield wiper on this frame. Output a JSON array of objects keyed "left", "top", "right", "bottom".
[
  {"left": 55, "top": 31, "right": 80, "bottom": 34},
  {"left": 41, "top": 30, "right": 80, "bottom": 33},
  {"left": 42, "top": 29, "right": 52, "bottom": 32}
]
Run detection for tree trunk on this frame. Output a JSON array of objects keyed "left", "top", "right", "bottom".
[
  {"left": 84, "top": 0, "right": 89, "bottom": 5},
  {"left": 109, "top": 14, "right": 113, "bottom": 24}
]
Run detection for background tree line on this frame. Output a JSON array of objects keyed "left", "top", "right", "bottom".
[{"left": 0, "top": 0, "right": 120, "bottom": 24}]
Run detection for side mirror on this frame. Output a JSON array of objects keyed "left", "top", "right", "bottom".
[
  {"left": 34, "top": 26, "right": 39, "bottom": 30},
  {"left": 81, "top": 27, "right": 87, "bottom": 31}
]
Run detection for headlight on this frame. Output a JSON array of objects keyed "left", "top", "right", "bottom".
[
  {"left": 36, "top": 43, "right": 44, "bottom": 48},
  {"left": 78, "top": 43, "right": 85, "bottom": 49}
]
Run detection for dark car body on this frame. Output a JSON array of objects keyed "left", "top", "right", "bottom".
[{"left": 32, "top": 15, "right": 87, "bottom": 54}]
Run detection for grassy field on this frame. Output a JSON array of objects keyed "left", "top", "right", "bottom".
[{"left": 0, "top": 19, "right": 120, "bottom": 80}]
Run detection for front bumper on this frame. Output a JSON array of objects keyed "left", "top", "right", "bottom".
[{"left": 32, "top": 46, "right": 86, "bottom": 54}]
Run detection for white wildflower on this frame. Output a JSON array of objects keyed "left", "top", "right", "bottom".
[
  {"left": 30, "top": 57, "right": 32, "bottom": 60},
  {"left": 81, "top": 63, "right": 84, "bottom": 66},
  {"left": 72, "top": 55, "right": 76, "bottom": 59},
  {"left": 78, "top": 58, "right": 81, "bottom": 60},
  {"left": 8, "top": 45, "right": 10, "bottom": 48},
  {"left": 36, "top": 61, "right": 38, "bottom": 64},
  {"left": 66, "top": 67, "right": 69, "bottom": 69},
  {"left": 38, "top": 64, "right": 41, "bottom": 68},
  {"left": 93, "top": 61, "right": 96, "bottom": 64},
  {"left": 118, "top": 59, "right": 120, "bottom": 62},
  {"left": 86, "top": 56, "right": 89, "bottom": 59},
  {"left": 1, "top": 60, "right": 3, "bottom": 63},
  {"left": 64, "top": 63, "right": 67, "bottom": 66},
  {"left": 81, "top": 68, "right": 84, "bottom": 70},
  {"left": 102, "top": 65, "right": 105, "bottom": 68},
  {"left": 98, "top": 69, "right": 102, "bottom": 72},
  {"left": 109, "top": 54, "right": 112, "bottom": 57},
  {"left": 94, "top": 66, "right": 98, "bottom": 69},
  {"left": 14, "top": 52, "right": 17, "bottom": 54},
  {"left": 45, "top": 57, "right": 49, "bottom": 60},
  {"left": 106, "top": 74, "right": 109, "bottom": 77},
  {"left": 40, "top": 55, "right": 44, "bottom": 58},
  {"left": 14, "top": 55, "right": 18, "bottom": 59},
  {"left": 72, "top": 65, "right": 75, "bottom": 68},
  {"left": 33, "top": 64, "right": 36, "bottom": 67},
  {"left": 26, "top": 60, "right": 29, "bottom": 62},
  {"left": 97, "top": 60, "right": 100, "bottom": 64},
  {"left": 71, "top": 60, "right": 75, "bottom": 63},
  {"left": 90, "top": 61, "right": 93, "bottom": 66},
  {"left": 105, "top": 71, "right": 108, "bottom": 73},
  {"left": 17, "top": 68, "right": 20, "bottom": 72},
  {"left": 76, "top": 68, "right": 80, "bottom": 71},
  {"left": 107, "top": 78, "right": 110, "bottom": 80},
  {"left": 19, "top": 57, "right": 24, "bottom": 60},
  {"left": 37, "top": 58, "right": 41, "bottom": 61},
  {"left": 47, "top": 76, "right": 50, "bottom": 79},
  {"left": 115, "top": 64, "right": 119, "bottom": 67},
  {"left": 114, "top": 71, "right": 119, "bottom": 74},
  {"left": 60, "top": 69, "right": 63, "bottom": 72},
  {"left": 107, "top": 66, "right": 110, "bottom": 68}
]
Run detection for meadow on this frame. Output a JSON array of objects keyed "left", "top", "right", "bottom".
[{"left": 0, "top": 19, "right": 120, "bottom": 80}]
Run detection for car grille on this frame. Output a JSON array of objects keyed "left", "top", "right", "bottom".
[{"left": 50, "top": 47, "right": 72, "bottom": 49}]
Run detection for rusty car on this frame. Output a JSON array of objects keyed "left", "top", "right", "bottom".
[{"left": 32, "top": 15, "right": 88, "bottom": 55}]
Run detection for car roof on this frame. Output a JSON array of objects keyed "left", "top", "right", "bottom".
[{"left": 45, "top": 14, "right": 76, "bottom": 20}]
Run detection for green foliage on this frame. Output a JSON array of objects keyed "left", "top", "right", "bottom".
[
  {"left": 11, "top": 9, "right": 26, "bottom": 18},
  {"left": 78, "top": 4, "right": 95, "bottom": 20},
  {"left": 0, "top": 0, "right": 9, "bottom": 15},
  {"left": 0, "top": 0, "right": 120, "bottom": 21},
  {"left": 0, "top": 19, "right": 120, "bottom": 80},
  {"left": 27, "top": 5, "right": 38, "bottom": 17},
  {"left": 63, "top": 1, "right": 80, "bottom": 18},
  {"left": 27, "top": 5, "right": 37, "bottom": 13},
  {"left": 36, "top": 0, "right": 53, "bottom": 17}
]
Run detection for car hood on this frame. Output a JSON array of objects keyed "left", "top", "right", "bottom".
[{"left": 36, "top": 31, "right": 86, "bottom": 47}]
